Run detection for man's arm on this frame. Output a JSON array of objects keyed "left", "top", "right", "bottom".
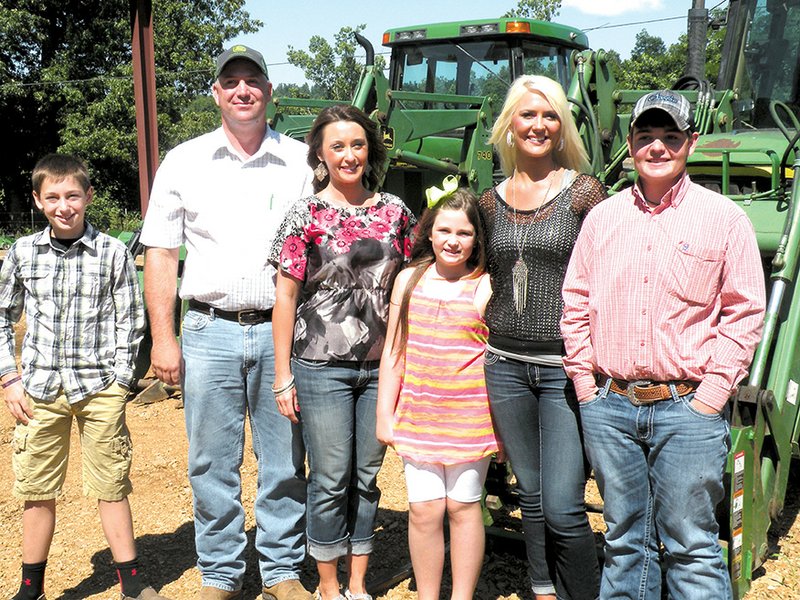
[
  {"left": 561, "top": 217, "right": 598, "bottom": 402},
  {"left": 694, "top": 213, "right": 766, "bottom": 412},
  {"left": 144, "top": 246, "right": 182, "bottom": 386}
]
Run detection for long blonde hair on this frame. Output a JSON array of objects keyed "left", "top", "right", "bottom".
[{"left": 489, "top": 75, "right": 589, "bottom": 176}]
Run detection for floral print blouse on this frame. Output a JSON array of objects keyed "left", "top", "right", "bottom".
[{"left": 270, "top": 192, "right": 415, "bottom": 362}]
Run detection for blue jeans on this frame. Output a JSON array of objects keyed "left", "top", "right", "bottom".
[
  {"left": 484, "top": 353, "right": 599, "bottom": 599},
  {"left": 181, "top": 310, "right": 307, "bottom": 591},
  {"left": 580, "top": 383, "right": 732, "bottom": 600},
  {"left": 292, "top": 358, "right": 385, "bottom": 561}
]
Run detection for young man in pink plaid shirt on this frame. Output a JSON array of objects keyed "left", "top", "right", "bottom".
[{"left": 561, "top": 90, "right": 766, "bottom": 599}]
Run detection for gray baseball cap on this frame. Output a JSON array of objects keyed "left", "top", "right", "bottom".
[
  {"left": 214, "top": 45, "right": 269, "bottom": 80},
  {"left": 630, "top": 90, "right": 694, "bottom": 132}
]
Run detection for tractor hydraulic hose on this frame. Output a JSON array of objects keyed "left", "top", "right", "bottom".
[
  {"left": 672, "top": 76, "right": 713, "bottom": 134},
  {"left": 575, "top": 55, "right": 603, "bottom": 175},
  {"left": 777, "top": 124, "right": 800, "bottom": 183}
]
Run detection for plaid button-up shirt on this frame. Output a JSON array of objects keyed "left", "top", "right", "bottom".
[{"left": 0, "top": 223, "right": 145, "bottom": 403}]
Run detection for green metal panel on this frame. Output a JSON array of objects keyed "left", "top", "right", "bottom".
[{"left": 383, "top": 17, "right": 588, "bottom": 49}]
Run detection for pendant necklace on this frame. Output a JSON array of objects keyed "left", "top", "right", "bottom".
[{"left": 510, "top": 169, "right": 554, "bottom": 315}]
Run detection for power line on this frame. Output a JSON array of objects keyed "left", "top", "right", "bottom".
[
  {"left": 583, "top": 1, "right": 730, "bottom": 33},
  {"left": 583, "top": 15, "right": 686, "bottom": 32}
]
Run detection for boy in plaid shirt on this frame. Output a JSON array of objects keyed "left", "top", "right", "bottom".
[{"left": 0, "top": 154, "right": 169, "bottom": 600}]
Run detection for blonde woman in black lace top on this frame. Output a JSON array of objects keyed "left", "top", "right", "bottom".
[{"left": 479, "top": 75, "right": 605, "bottom": 600}]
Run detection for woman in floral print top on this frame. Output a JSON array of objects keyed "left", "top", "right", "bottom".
[
  {"left": 273, "top": 196, "right": 412, "bottom": 361},
  {"left": 270, "top": 105, "right": 415, "bottom": 600}
]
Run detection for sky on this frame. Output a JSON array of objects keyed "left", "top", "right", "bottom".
[{"left": 229, "top": 1, "right": 725, "bottom": 85}]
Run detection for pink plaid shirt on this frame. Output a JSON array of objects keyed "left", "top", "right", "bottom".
[{"left": 561, "top": 173, "right": 765, "bottom": 411}]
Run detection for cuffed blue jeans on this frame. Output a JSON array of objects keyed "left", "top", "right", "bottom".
[
  {"left": 580, "top": 383, "right": 732, "bottom": 600},
  {"left": 181, "top": 310, "right": 307, "bottom": 591},
  {"left": 484, "top": 352, "right": 600, "bottom": 599},
  {"left": 292, "top": 358, "right": 385, "bottom": 561}
]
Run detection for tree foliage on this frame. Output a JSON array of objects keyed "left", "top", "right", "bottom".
[
  {"left": 608, "top": 9, "right": 726, "bottom": 90},
  {"left": 286, "top": 25, "right": 385, "bottom": 101},
  {"left": 0, "top": 0, "right": 260, "bottom": 232},
  {"left": 503, "top": 0, "right": 562, "bottom": 21}
]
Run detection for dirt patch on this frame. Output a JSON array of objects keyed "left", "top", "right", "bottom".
[{"left": 1, "top": 324, "right": 798, "bottom": 598}]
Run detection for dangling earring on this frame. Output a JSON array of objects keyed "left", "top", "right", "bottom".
[
  {"left": 314, "top": 162, "right": 328, "bottom": 182},
  {"left": 506, "top": 131, "right": 514, "bottom": 147},
  {"left": 558, "top": 137, "right": 565, "bottom": 152}
]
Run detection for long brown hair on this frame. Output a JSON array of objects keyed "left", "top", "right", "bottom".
[
  {"left": 393, "top": 187, "right": 486, "bottom": 353},
  {"left": 305, "top": 104, "right": 387, "bottom": 193}
]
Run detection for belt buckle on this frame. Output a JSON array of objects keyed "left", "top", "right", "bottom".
[
  {"left": 627, "top": 380, "right": 654, "bottom": 406},
  {"left": 237, "top": 310, "right": 260, "bottom": 325}
]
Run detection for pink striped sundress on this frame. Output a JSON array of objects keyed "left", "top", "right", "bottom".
[{"left": 392, "top": 266, "right": 498, "bottom": 465}]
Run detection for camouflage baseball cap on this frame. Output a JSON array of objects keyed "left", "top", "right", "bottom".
[
  {"left": 214, "top": 45, "right": 269, "bottom": 80},
  {"left": 630, "top": 90, "right": 694, "bottom": 132}
]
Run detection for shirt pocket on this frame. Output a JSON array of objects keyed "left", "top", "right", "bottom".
[
  {"left": 666, "top": 241, "right": 724, "bottom": 306},
  {"left": 19, "top": 266, "right": 51, "bottom": 299}
]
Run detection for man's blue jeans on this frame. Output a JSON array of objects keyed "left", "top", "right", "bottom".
[
  {"left": 181, "top": 310, "right": 307, "bottom": 591},
  {"left": 484, "top": 352, "right": 600, "bottom": 599},
  {"left": 580, "top": 383, "right": 732, "bottom": 600},
  {"left": 292, "top": 358, "right": 385, "bottom": 561}
]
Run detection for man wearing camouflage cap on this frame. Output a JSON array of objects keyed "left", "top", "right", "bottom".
[
  {"left": 141, "top": 45, "right": 313, "bottom": 600},
  {"left": 561, "top": 90, "right": 765, "bottom": 598}
]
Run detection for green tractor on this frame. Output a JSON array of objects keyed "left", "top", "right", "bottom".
[
  {"left": 268, "top": 17, "right": 588, "bottom": 213},
  {"left": 691, "top": 1, "right": 800, "bottom": 596}
]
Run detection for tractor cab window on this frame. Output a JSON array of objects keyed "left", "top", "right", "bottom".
[
  {"left": 393, "top": 38, "right": 572, "bottom": 112},
  {"left": 739, "top": 0, "right": 800, "bottom": 126},
  {"left": 520, "top": 42, "right": 570, "bottom": 86},
  {"left": 395, "top": 41, "right": 512, "bottom": 109}
]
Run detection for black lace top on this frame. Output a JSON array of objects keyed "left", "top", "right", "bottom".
[{"left": 479, "top": 173, "right": 606, "bottom": 356}]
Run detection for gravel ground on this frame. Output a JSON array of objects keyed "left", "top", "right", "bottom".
[{"left": 1, "top": 320, "right": 798, "bottom": 598}]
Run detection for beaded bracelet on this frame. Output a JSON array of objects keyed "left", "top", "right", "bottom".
[
  {"left": 2, "top": 374, "right": 22, "bottom": 389},
  {"left": 272, "top": 376, "right": 296, "bottom": 396}
]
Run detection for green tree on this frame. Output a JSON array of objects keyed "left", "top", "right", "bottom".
[
  {"left": 503, "top": 0, "right": 562, "bottom": 21},
  {"left": 286, "top": 25, "right": 385, "bottom": 101},
  {"left": 610, "top": 18, "right": 726, "bottom": 91},
  {"left": 615, "top": 30, "right": 673, "bottom": 89},
  {"left": 0, "top": 0, "right": 260, "bottom": 232}
]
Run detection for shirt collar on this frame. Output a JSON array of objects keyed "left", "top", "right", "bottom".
[
  {"left": 632, "top": 172, "right": 691, "bottom": 211},
  {"left": 211, "top": 125, "right": 279, "bottom": 163},
  {"left": 34, "top": 222, "right": 98, "bottom": 251}
]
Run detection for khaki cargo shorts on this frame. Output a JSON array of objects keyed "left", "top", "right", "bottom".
[{"left": 11, "top": 381, "right": 133, "bottom": 501}]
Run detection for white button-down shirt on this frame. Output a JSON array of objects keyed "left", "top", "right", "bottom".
[{"left": 141, "top": 126, "right": 314, "bottom": 310}]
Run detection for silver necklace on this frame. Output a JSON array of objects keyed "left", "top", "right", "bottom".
[{"left": 510, "top": 169, "right": 554, "bottom": 315}]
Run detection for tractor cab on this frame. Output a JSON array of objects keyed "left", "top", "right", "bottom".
[
  {"left": 384, "top": 18, "right": 588, "bottom": 111},
  {"left": 718, "top": 0, "right": 800, "bottom": 130}
]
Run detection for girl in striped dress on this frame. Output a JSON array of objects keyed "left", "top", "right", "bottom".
[{"left": 376, "top": 181, "right": 498, "bottom": 600}]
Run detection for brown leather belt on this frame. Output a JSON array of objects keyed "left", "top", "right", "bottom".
[
  {"left": 188, "top": 299, "right": 273, "bottom": 325},
  {"left": 598, "top": 375, "right": 698, "bottom": 406}
]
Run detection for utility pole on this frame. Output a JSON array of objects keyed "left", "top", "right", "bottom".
[
  {"left": 130, "top": 0, "right": 159, "bottom": 217},
  {"left": 686, "top": 0, "right": 709, "bottom": 80}
]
